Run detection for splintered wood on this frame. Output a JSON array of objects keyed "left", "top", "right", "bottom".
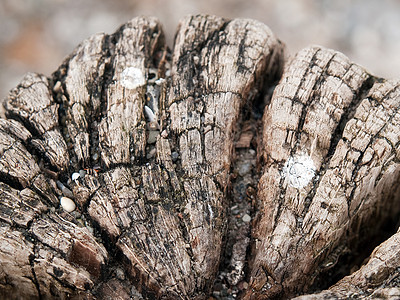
[{"left": 1, "top": 14, "right": 400, "bottom": 300}]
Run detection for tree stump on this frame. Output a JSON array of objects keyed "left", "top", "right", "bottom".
[{"left": 1, "top": 15, "right": 400, "bottom": 300}]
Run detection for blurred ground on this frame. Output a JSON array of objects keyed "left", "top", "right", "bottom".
[{"left": 1, "top": 0, "right": 400, "bottom": 101}]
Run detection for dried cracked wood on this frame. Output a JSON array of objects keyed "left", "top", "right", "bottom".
[
  {"left": 246, "top": 47, "right": 400, "bottom": 299},
  {"left": 294, "top": 225, "right": 400, "bottom": 299},
  {"left": 1, "top": 14, "right": 400, "bottom": 300},
  {"left": 0, "top": 15, "right": 284, "bottom": 299}
]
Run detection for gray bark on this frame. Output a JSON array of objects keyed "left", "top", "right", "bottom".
[{"left": 1, "top": 14, "right": 400, "bottom": 300}]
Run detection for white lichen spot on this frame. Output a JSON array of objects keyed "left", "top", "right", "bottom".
[
  {"left": 121, "top": 67, "right": 145, "bottom": 89},
  {"left": 60, "top": 197, "right": 76, "bottom": 212},
  {"left": 283, "top": 154, "right": 316, "bottom": 189}
]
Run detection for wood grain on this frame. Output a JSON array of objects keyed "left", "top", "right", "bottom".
[
  {"left": 246, "top": 48, "right": 400, "bottom": 298},
  {"left": 0, "top": 15, "right": 284, "bottom": 299},
  {"left": 1, "top": 14, "right": 400, "bottom": 300}
]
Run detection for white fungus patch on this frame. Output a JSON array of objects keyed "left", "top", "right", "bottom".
[
  {"left": 283, "top": 154, "right": 316, "bottom": 189},
  {"left": 121, "top": 67, "right": 145, "bottom": 89}
]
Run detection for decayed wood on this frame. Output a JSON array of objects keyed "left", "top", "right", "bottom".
[
  {"left": 2, "top": 14, "right": 400, "bottom": 300},
  {"left": 295, "top": 226, "right": 400, "bottom": 299},
  {"left": 0, "top": 15, "right": 284, "bottom": 299},
  {"left": 246, "top": 47, "right": 400, "bottom": 298}
]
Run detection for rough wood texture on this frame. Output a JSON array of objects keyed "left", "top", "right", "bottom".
[
  {"left": 1, "top": 14, "right": 400, "bottom": 300},
  {"left": 295, "top": 227, "right": 400, "bottom": 299},
  {"left": 0, "top": 15, "right": 284, "bottom": 299},
  {"left": 246, "top": 48, "right": 400, "bottom": 298}
]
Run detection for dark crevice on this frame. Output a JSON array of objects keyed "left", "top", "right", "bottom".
[
  {"left": 52, "top": 64, "right": 75, "bottom": 176},
  {"left": 0, "top": 171, "right": 24, "bottom": 191},
  {"left": 327, "top": 75, "right": 376, "bottom": 158},
  {"left": 86, "top": 36, "right": 111, "bottom": 172},
  {"left": 347, "top": 82, "right": 400, "bottom": 213},
  {"left": 3, "top": 113, "right": 61, "bottom": 173},
  {"left": 4, "top": 112, "right": 41, "bottom": 138},
  {"left": 309, "top": 81, "right": 400, "bottom": 294},
  {"left": 213, "top": 61, "right": 282, "bottom": 299},
  {"left": 293, "top": 50, "right": 333, "bottom": 153},
  {"left": 29, "top": 247, "right": 42, "bottom": 300},
  {"left": 299, "top": 75, "right": 376, "bottom": 222}
]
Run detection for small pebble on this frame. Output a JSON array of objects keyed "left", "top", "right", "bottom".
[
  {"left": 86, "top": 225, "right": 94, "bottom": 234},
  {"left": 71, "top": 172, "right": 80, "bottom": 181},
  {"left": 144, "top": 105, "right": 156, "bottom": 122},
  {"left": 71, "top": 211, "right": 81, "bottom": 218},
  {"left": 161, "top": 129, "right": 168, "bottom": 138},
  {"left": 171, "top": 151, "right": 179, "bottom": 162},
  {"left": 92, "top": 152, "right": 99, "bottom": 161},
  {"left": 146, "top": 148, "right": 157, "bottom": 159},
  {"left": 242, "top": 214, "right": 251, "bottom": 223},
  {"left": 56, "top": 180, "right": 74, "bottom": 198},
  {"left": 238, "top": 281, "right": 249, "bottom": 290},
  {"left": 147, "top": 130, "right": 159, "bottom": 144},
  {"left": 79, "top": 169, "right": 86, "bottom": 178},
  {"left": 115, "top": 268, "right": 125, "bottom": 280},
  {"left": 238, "top": 162, "right": 252, "bottom": 176},
  {"left": 147, "top": 121, "right": 159, "bottom": 131},
  {"left": 60, "top": 197, "right": 76, "bottom": 212},
  {"left": 53, "top": 81, "right": 62, "bottom": 92}
]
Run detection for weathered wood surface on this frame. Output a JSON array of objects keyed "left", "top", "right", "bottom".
[
  {"left": 294, "top": 226, "right": 400, "bottom": 299},
  {"left": 1, "top": 14, "right": 400, "bottom": 300},
  {"left": 0, "top": 15, "right": 284, "bottom": 299},
  {"left": 245, "top": 47, "right": 400, "bottom": 299}
]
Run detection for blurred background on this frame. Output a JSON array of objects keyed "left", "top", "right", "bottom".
[{"left": 1, "top": 0, "right": 400, "bottom": 101}]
